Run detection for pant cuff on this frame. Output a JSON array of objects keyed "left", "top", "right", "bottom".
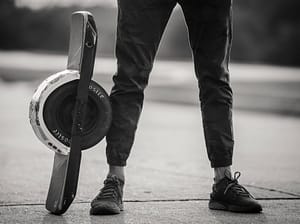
[
  {"left": 107, "top": 159, "right": 127, "bottom": 167},
  {"left": 210, "top": 159, "right": 232, "bottom": 168}
]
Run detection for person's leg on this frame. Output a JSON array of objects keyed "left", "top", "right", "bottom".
[
  {"left": 90, "top": 0, "right": 176, "bottom": 215},
  {"left": 179, "top": 0, "right": 262, "bottom": 213},
  {"left": 106, "top": 0, "right": 177, "bottom": 180},
  {"left": 214, "top": 166, "right": 231, "bottom": 183},
  {"left": 179, "top": 0, "right": 234, "bottom": 174},
  {"left": 108, "top": 166, "right": 125, "bottom": 181}
]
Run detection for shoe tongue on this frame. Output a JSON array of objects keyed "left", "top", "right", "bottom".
[
  {"left": 107, "top": 174, "right": 124, "bottom": 185},
  {"left": 214, "top": 172, "right": 232, "bottom": 187}
]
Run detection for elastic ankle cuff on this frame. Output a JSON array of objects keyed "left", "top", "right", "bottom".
[
  {"left": 107, "top": 160, "right": 127, "bottom": 167},
  {"left": 210, "top": 160, "right": 232, "bottom": 168}
]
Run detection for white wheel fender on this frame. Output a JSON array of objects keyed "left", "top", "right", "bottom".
[{"left": 29, "top": 69, "right": 79, "bottom": 155}]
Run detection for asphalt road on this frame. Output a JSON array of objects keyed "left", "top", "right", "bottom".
[{"left": 1, "top": 51, "right": 300, "bottom": 115}]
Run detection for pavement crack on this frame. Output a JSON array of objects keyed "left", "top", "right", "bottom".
[
  {"left": 245, "top": 184, "right": 300, "bottom": 197},
  {"left": 1, "top": 197, "right": 300, "bottom": 207}
]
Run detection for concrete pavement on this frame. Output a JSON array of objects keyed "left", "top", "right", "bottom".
[
  {"left": 2, "top": 201, "right": 300, "bottom": 224},
  {"left": 0, "top": 81, "right": 300, "bottom": 223}
]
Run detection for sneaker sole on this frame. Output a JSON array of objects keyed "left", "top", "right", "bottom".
[
  {"left": 209, "top": 200, "right": 262, "bottom": 213},
  {"left": 90, "top": 202, "right": 124, "bottom": 215}
]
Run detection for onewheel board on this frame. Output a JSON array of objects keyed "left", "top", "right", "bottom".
[{"left": 29, "top": 11, "right": 112, "bottom": 215}]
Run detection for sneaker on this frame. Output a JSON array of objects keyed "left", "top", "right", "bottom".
[
  {"left": 90, "top": 175, "right": 124, "bottom": 215},
  {"left": 209, "top": 171, "right": 262, "bottom": 213}
]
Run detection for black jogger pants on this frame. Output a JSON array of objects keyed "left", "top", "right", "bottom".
[{"left": 106, "top": 0, "right": 234, "bottom": 168}]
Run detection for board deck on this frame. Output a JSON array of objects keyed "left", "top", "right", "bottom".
[
  {"left": 45, "top": 11, "right": 98, "bottom": 215},
  {"left": 45, "top": 153, "right": 68, "bottom": 212}
]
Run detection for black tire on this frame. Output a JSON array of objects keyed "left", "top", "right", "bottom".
[{"left": 43, "top": 80, "right": 111, "bottom": 150}]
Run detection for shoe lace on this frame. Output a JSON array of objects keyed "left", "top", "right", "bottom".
[
  {"left": 224, "top": 171, "right": 254, "bottom": 198},
  {"left": 96, "top": 177, "right": 121, "bottom": 201}
]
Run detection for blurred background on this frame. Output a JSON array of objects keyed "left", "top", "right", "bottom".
[
  {"left": 1, "top": 0, "right": 300, "bottom": 66},
  {"left": 1, "top": 0, "right": 300, "bottom": 115}
]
